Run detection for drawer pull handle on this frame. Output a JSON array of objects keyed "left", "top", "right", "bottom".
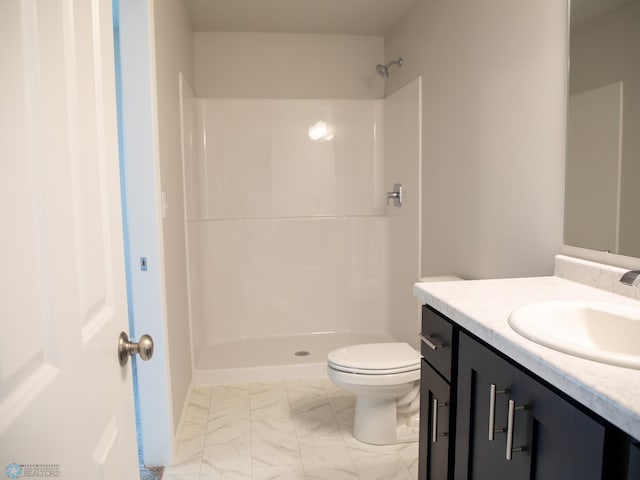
[
  {"left": 432, "top": 397, "right": 449, "bottom": 443},
  {"left": 506, "top": 399, "right": 528, "bottom": 460},
  {"left": 488, "top": 383, "right": 507, "bottom": 441},
  {"left": 419, "top": 333, "right": 446, "bottom": 351}
]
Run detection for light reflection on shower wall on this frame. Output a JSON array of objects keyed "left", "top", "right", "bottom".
[
  {"left": 193, "top": 99, "right": 389, "bottom": 349},
  {"left": 181, "top": 78, "right": 203, "bottom": 359}
]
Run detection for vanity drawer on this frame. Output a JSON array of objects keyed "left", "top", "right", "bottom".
[{"left": 420, "top": 305, "right": 454, "bottom": 381}]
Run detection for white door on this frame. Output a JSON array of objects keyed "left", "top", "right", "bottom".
[{"left": 0, "top": 1, "right": 140, "bottom": 479}]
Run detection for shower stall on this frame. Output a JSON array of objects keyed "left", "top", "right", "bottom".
[{"left": 181, "top": 79, "right": 423, "bottom": 384}]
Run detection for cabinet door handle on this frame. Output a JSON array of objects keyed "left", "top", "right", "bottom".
[
  {"left": 420, "top": 333, "right": 446, "bottom": 350},
  {"left": 488, "top": 383, "right": 507, "bottom": 441},
  {"left": 432, "top": 397, "right": 449, "bottom": 443},
  {"left": 506, "top": 399, "right": 528, "bottom": 460}
]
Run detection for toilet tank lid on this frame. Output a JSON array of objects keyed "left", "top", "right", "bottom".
[{"left": 328, "top": 343, "right": 420, "bottom": 371}]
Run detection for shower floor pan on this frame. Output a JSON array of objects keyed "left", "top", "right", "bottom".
[{"left": 193, "top": 331, "right": 396, "bottom": 385}]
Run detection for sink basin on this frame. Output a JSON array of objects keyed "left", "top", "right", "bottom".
[{"left": 508, "top": 301, "right": 640, "bottom": 369}]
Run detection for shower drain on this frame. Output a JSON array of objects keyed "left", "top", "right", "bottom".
[{"left": 294, "top": 350, "right": 310, "bottom": 357}]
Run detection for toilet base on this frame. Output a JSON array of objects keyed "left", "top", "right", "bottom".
[{"left": 353, "top": 396, "right": 420, "bottom": 445}]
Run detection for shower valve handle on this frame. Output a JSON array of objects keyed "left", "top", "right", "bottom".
[{"left": 387, "top": 183, "right": 403, "bottom": 207}]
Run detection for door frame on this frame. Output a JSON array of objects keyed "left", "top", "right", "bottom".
[{"left": 115, "top": 0, "right": 174, "bottom": 466}]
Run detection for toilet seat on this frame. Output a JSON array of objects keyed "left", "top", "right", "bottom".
[{"left": 328, "top": 343, "right": 420, "bottom": 375}]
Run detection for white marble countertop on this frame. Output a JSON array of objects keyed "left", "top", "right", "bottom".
[{"left": 414, "top": 276, "right": 640, "bottom": 440}]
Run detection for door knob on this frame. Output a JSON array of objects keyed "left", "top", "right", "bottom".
[{"left": 118, "top": 331, "right": 154, "bottom": 366}]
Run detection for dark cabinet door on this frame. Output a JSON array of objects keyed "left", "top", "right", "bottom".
[
  {"left": 628, "top": 441, "right": 640, "bottom": 480},
  {"left": 419, "top": 359, "right": 452, "bottom": 480},
  {"left": 455, "top": 332, "right": 605, "bottom": 480},
  {"left": 455, "top": 333, "right": 530, "bottom": 480},
  {"left": 519, "top": 366, "right": 605, "bottom": 480}
]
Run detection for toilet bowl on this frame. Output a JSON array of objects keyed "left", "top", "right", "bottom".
[{"left": 327, "top": 342, "right": 421, "bottom": 445}]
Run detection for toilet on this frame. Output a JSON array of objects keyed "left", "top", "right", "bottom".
[{"left": 327, "top": 342, "right": 421, "bottom": 445}]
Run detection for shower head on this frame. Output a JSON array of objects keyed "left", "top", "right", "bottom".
[{"left": 375, "top": 57, "right": 403, "bottom": 79}]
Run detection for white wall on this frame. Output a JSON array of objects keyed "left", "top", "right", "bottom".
[
  {"left": 152, "top": 0, "right": 194, "bottom": 435},
  {"left": 385, "top": 0, "right": 567, "bottom": 279},
  {"left": 195, "top": 99, "right": 388, "bottom": 350},
  {"left": 194, "top": 32, "right": 385, "bottom": 99},
  {"left": 570, "top": 1, "right": 640, "bottom": 258},
  {"left": 384, "top": 78, "right": 423, "bottom": 347}
]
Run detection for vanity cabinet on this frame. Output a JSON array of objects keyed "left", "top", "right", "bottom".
[
  {"left": 418, "top": 304, "right": 639, "bottom": 480},
  {"left": 419, "top": 359, "right": 453, "bottom": 480},
  {"left": 418, "top": 306, "right": 457, "bottom": 480},
  {"left": 454, "top": 332, "right": 605, "bottom": 480},
  {"left": 628, "top": 442, "right": 640, "bottom": 480}
]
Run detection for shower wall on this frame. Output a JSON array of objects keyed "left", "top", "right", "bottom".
[
  {"left": 384, "top": 78, "right": 423, "bottom": 348},
  {"left": 194, "top": 99, "right": 389, "bottom": 350},
  {"left": 181, "top": 76, "right": 203, "bottom": 360}
]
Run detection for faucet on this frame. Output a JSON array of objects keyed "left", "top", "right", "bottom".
[{"left": 619, "top": 270, "right": 640, "bottom": 287}]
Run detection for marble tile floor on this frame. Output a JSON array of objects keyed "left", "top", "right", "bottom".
[{"left": 163, "top": 378, "right": 418, "bottom": 480}]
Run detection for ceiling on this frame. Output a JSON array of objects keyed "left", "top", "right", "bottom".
[
  {"left": 182, "top": 0, "right": 418, "bottom": 36},
  {"left": 182, "top": 0, "right": 640, "bottom": 35}
]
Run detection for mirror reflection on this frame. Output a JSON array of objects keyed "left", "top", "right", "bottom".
[{"left": 565, "top": 0, "right": 640, "bottom": 257}]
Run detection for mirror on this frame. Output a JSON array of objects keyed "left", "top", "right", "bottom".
[{"left": 565, "top": 0, "right": 640, "bottom": 257}]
